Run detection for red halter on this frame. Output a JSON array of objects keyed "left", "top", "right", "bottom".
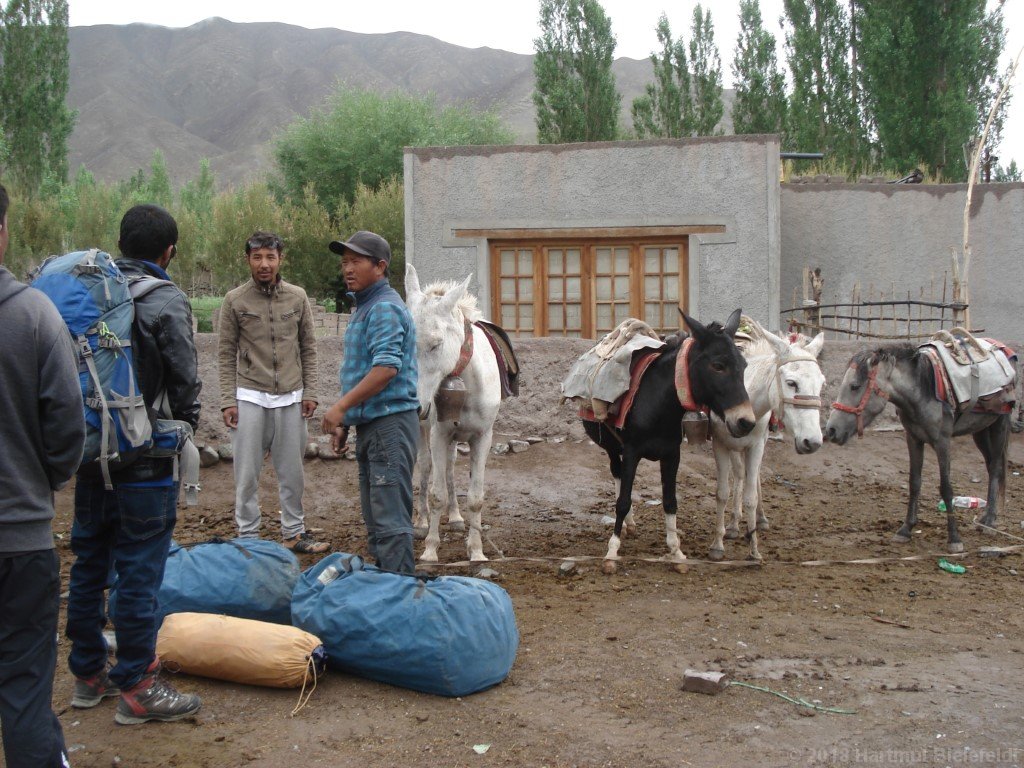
[{"left": 830, "top": 360, "right": 889, "bottom": 437}]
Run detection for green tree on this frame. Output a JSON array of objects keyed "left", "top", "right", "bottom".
[
  {"left": 0, "top": 0, "right": 75, "bottom": 191},
  {"left": 209, "top": 183, "right": 281, "bottom": 293},
  {"left": 631, "top": 14, "right": 692, "bottom": 139},
  {"left": 689, "top": 4, "right": 724, "bottom": 136},
  {"left": 856, "top": 0, "right": 1006, "bottom": 181},
  {"left": 783, "top": 0, "right": 868, "bottom": 170},
  {"left": 533, "top": 0, "right": 621, "bottom": 143},
  {"left": 731, "top": 0, "right": 788, "bottom": 136},
  {"left": 274, "top": 87, "right": 513, "bottom": 214},
  {"left": 335, "top": 176, "right": 406, "bottom": 301}
]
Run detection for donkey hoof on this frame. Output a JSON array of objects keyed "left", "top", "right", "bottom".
[
  {"left": 709, "top": 548, "right": 725, "bottom": 562},
  {"left": 756, "top": 518, "right": 770, "bottom": 532},
  {"left": 948, "top": 541, "right": 965, "bottom": 554},
  {"left": 724, "top": 528, "right": 741, "bottom": 540},
  {"left": 976, "top": 518, "right": 997, "bottom": 534},
  {"left": 602, "top": 559, "right": 618, "bottom": 575},
  {"left": 747, "top": 553, "right": 763, "bottom": 563},
  {"left": 413, "top": 526, "right": 428, "bottom": 541},
  {"left": 469, "top": 553, "right": 489, "bottom": 563},
  {"left": 448, "top": 520, "right": 466, "bottom": 533},
  {"left": 672, "top": 562, "right": 689, "bottom": 574},
  {"left": 891, "top": 532, "right": 911, "bottom": 544},
  {"left": 419, "top": 551, "right": 439, "bottom": 563}
]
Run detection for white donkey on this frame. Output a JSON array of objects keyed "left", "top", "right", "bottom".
[
  {"left": 404, "top": 265, "right": 503, "bottom": 563},
  {"left": 709, "top": 321, "right": 825, "bottom": 561}
]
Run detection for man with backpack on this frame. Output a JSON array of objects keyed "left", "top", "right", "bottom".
[
  {"left": 65, "top": 204, "right": 203, "bottom": 725},
  {"left": 0, "top": 184, "right": 83, "bottom": 767}
]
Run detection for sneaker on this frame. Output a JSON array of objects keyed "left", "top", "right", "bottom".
[
  {"left": 115, "top": 674, "right": 201, "bottom": 725},
  {"left": 282, "top": 531, "right": 329, "bottom": 554},
  {"left": 72, "top": 669, "right": 119, "bottom": 708}
]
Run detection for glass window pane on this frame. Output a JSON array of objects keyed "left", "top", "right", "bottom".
[
  {"left": 549, "top": 278, "right": 563, "bottom": 301},
  {"left": 548, "top": 249, "right": 563, "bottom": 273},
  {"left": 519, "top": 277, "right": 533, "bottom": 301},
  {"left": 645, "top": 302, "right": 661, "bottom": 327},
  {"left": 644, "top": 275, "right": 660, "bottom": 300},
  {"left": 614, "top": 276, "right": 629, "bottom": 300},
  {"left": 501, "top": 278, "right": 516, "bottom": 301},
  {"left": 500, "top": 250, "right": 515, "bottom": 274},
  {"left": 519, "top": 304, "right": 533, "bottom": 330},
  {"left": 615, "top": 248, "right": 630, "bottom": 273},
  {"left": 664, "top": 248, "right": 679, "bottom": 272},
  {"left": 566, "top": 249, "right": 581, "bottom": 273},
  {"left": 548, "top": 304, "right": 563, "bottom": 331},
  {"left": 596, "top": 248, "right": 611, "bottom": 273},
  {"left": 595, "top": 276, "right": 612, "bottom": 300},
  {"left": 566, "top": 276, "right": 581, "bottom": 301},
  {"left": 518, "top": 250, "right": 533, "bottom": 273},
  {"left": 665, "top": 277, "right": 679, "bottom": 302},
  {"left": 567, "top": 330, "right": 581, "bottom": 338},
  {"left": 644, "top": 248, "right": 661, "bottom": 273},
  {"left": 501, "top": 305, "right": 516, "bottom": 328},
  {"left": 565, "top": 304, "right": 581, "bottom": 329},
  {"left": 613, "top": 302, "right": 629, "bottom": 325},
  {"left": 596, "top": 304, "right": 612, "bottom": 329}
]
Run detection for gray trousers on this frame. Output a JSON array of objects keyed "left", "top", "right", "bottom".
[
  {"left": 355, "top": 409, "right": 419, "bottom": 574},
  {"left": 232, "top": 400, "right": 308, "bottom": 539}
]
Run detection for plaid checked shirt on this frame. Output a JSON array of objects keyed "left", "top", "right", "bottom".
[{"left": 340, "top": 278, "right": 419, "bottom": 425}]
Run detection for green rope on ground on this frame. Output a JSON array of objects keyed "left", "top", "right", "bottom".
[{"left": 728, "top": 681, "right": 857, "bottom": 715}]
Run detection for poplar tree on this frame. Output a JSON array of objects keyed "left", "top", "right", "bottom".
[
  {"left": 0, "top": 0, "right": 75, "bottom": 191},
  {"left": 689, "top": 4, "right": 724, "bottom": 136},
  {"left": 631, "top": 14, "right": 692, "bottom": 139},
  {"left": 731, "top": 0, "right": 788, "bottom": 136},
  {"left": 533, "top": 0, "right": 621, "bottom": 143},
  {"left": 856, "top": 0, "right": 1006, "bottom": 181}
]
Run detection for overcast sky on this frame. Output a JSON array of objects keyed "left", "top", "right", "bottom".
[{"left": 69, "top": 0, "right": 1024, "bottom": 171}]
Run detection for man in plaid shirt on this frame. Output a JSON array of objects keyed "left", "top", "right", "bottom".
[{"left": 321, "top": 231, "right": 419, "bottom": 573}]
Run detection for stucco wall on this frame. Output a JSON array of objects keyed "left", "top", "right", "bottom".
[
  {"left": 781, "top": 183, "right": 1024, "bottom": 339},
  {"left": 405, "top": 136, "right": 782, "bottom": 334}
]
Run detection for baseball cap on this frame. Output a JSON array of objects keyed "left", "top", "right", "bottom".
[{"left": 328, "top": 231, "right": 391, "bottom": 264}]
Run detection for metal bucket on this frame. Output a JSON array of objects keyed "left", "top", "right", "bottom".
[
  {"left": 434, "top": 375, "right": 467, "bottom": 422},
  {"left": 682, "top": 411, "right": 709, "bottom": 445}
]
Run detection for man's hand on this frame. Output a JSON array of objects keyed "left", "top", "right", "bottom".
[
  {"left": 330, "top": 426, "right": 350, "bottom": 454},
  {"left": 301, "top": 399, "right": 317, "bottom": 419},
  {"left": 321, "top": 402, "right": 345, "bottom": 435},
  {"left": 222, "top": 406, "right": 238, "bottom": 429}
]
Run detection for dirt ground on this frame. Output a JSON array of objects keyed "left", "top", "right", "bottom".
[{"left": 41, "top": 336, "right": 1024, "bottom": 768}]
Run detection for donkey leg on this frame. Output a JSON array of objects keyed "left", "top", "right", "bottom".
[
  {"left": 464, "top": 432, "right": 491, "bottom": 562},
  {"left": 725, "top": 451, "right": 743, "bottom": 539},
  {"left": 604, "top": 448, "right": 640, "bottom": 574},
  {"left": 413, "top": 423, "right": 431, "bottom": 538},
  {"left": 755, "top": 475, "right": 769, "bottom": 531},
  {"left": 710, "top": 440, "right": 732, "bottom": 560},
  {"left": 973, "top": 419, "right": 1008, "bottom": 532},
  {"left": 934, "top": 439, "right": 963, "bottom": 553},
  {"left": 658, "top": 450, "right": 685, "bottom": 562},
  {"left": 893, "top": 433, "right": 925, "bottom": 544},
  {"left": 608, "top": 442, "right": 636, "bottom": 536},
  {"left": 742, "top": 440, "right": 767, "bottom": 561},
  {"left": 420, "top": 432, "right": 450, "bottom": 563},
  {"left": 445, "top": 442, "right": 465, "bottom": 531}
]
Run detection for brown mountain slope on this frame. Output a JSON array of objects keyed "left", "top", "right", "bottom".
[{"left": 68, "top": 17, "right": 676, "bottom": 188}]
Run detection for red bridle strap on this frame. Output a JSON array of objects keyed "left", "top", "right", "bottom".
[
  {"left": 830, "top": 361, "right": 889, "bottom": 437},
  {"left": 449, "top": 317, "right": 474, "bottom": 378}
]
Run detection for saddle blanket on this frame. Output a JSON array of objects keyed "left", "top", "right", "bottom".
[
  {"left": 561, "top": 319, "right": 665, "bottom": 419},
  {"left": 578, "top": 350, "right": 662, "bottom": 429},
  {"left": 476, "top": 320, "right": 520, "bottom": 399},
  {"left": 918, "top": 333, "right": 1017, "bottom": 413}
]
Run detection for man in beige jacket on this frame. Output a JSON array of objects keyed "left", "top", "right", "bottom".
[{"left": 218, "top": 231, "right": 327, "bottom": 553}]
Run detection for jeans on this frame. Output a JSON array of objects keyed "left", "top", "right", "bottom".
[
  {"left": 355, "top": 409, "right": 418, "bottom": 574},
  {"left": 0, "top": 550, "right": 70, "bottom": 768},
  {"left": 66, "top": 478, "right": 178, "bottom": 689}
]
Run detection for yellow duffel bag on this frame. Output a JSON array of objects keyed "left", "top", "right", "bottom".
[{"left": 156, "top": 612, "right": 326, "bottom": 689}]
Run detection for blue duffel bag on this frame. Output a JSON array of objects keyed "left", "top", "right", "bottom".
[
  {"left": 291, "top": 553, "right": 518, "bottom": 697},
  {"left": 112, "top": 538, "right": 300, "bottom": 626}
]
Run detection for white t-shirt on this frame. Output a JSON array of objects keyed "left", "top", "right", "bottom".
[{"left": 236, "top": 387, "right": 303, "bottom": 409}]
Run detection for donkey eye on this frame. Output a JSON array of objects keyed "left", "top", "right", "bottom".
[
  {"left": 849, "top": 382, "right": 861, "bottom": 392},
  {"left": 786, "top": 380, "right": 798, "bottom": 390},
  {"left": 710, "top": 362, "right": 726, "bottom": 373}
]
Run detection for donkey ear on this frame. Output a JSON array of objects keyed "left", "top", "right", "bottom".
[
  {"left": 441, "top": 273, "right": 472, "bottom": 315},
  {"left": 764, "top": 328, "right": 790, "bottom": 357},
  {"left": 722, "top": 308, "right": 742, "bottom": 337},
  {"left": 679, "top": 309, "right": 706, "bottom": 339},
  {"left": 404, "top": 263, "right": 423, "bottom": 304},
  {"left": 805, "top": 332, "right": 825, "bottom": 358}
]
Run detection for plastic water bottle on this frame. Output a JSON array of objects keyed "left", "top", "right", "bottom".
[
  {"left": 317, "top": 565, "right": 340, "bottom": 585},
  {"left": 936, "top": 496, "right": 987, "bottom": 512}
]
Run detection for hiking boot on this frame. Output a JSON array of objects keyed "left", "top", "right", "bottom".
[
  {"left": 72, "top": 668, "right": 119, "bottom": 708},
  {"left": 115, "top": 673, "right": 201, "bottom": 725},
  {"left": 283, "top": 531, "right": 329, "bottom": 554}
]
